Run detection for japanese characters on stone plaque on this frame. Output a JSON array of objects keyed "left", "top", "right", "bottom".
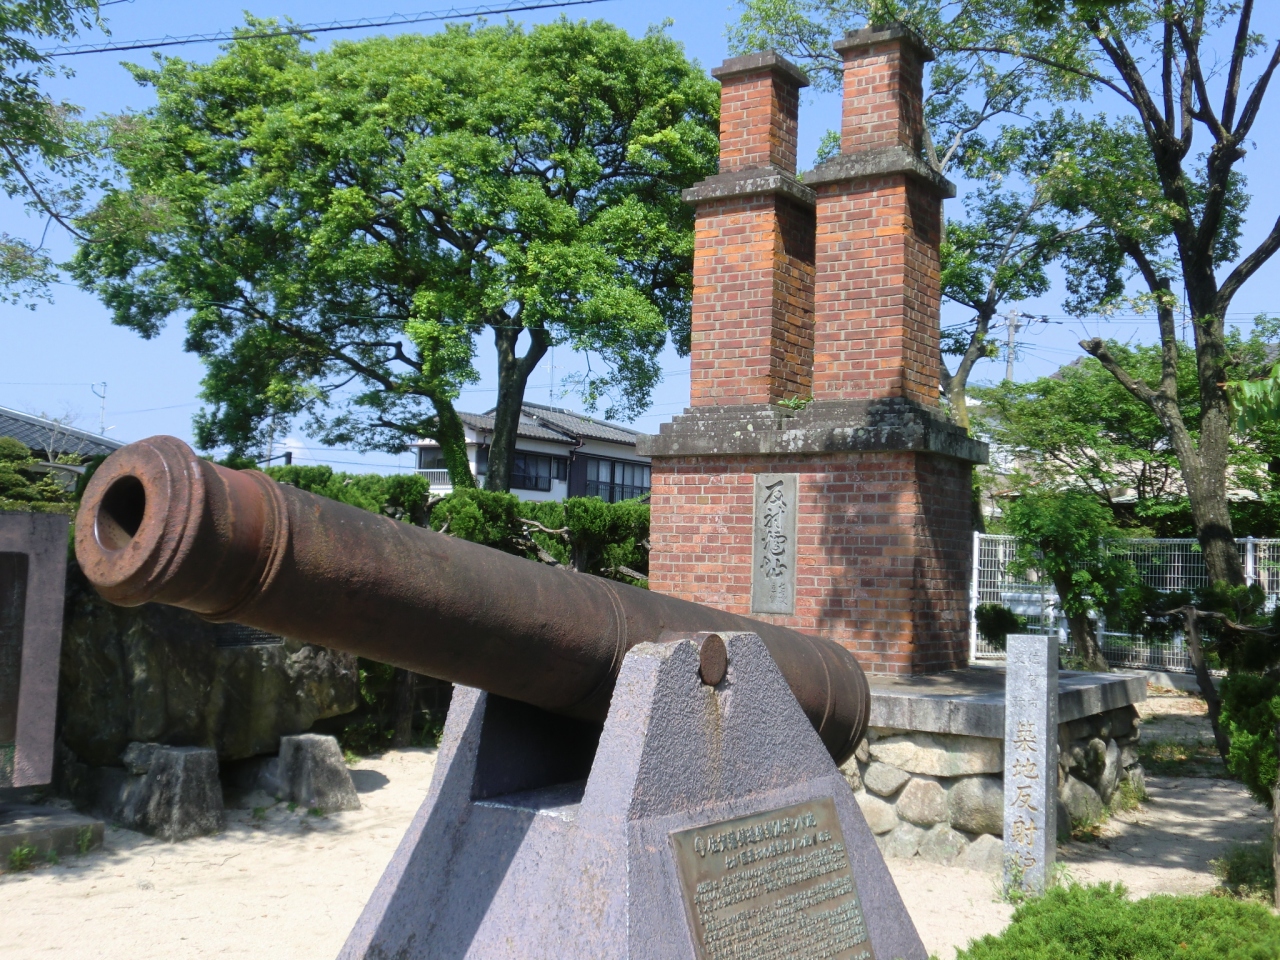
[
  {"left": 1002, "top": 634, "right": 1059, "bottom": 895},
  {"left": 670, "top": 797, "right": 874, "bottom": 960},
  {"left": 751, "top": 474, "right": 797, "bottom": 616}
]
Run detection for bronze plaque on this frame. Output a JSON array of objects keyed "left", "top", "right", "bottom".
[{"left": 670, "top": 797, "right": 874, "bottom": 960}]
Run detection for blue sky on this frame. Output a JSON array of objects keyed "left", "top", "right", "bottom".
[{"left": 0, "top": 0, "right": 1277, "bottom": 472}]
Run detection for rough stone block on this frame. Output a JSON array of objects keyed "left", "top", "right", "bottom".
[
  {"left": 947, "top": 775, "right": 1003, "bottom": 835},
  {"left": 880, "top": 822, "right": 925, "bottom": 860},
  {"left": 1126, "top": 764, "right": 1146, "bottom": 799},
  {"left": 855, "top": 738, "right": 871, "bottom": 764},
  {"left": 278, "top": 734, "right": 359, "bottom": 813},
  {"left": 120, "top": 741, "right": 160, "bottom": 775},
  {"left": 1099, "top": 739, "right": 1122, "bottom": 804},
  {"left": 140, "top": 746, "right": 223, "bottom": 841},
  {"left": 839, "top": 756, "right": 863, "bottom": 792},
  {"left": 956, "top": 833, "right": 1003, "bottom": 873},
  {"left": 1060, "top": 774, "right": 1102, "bottom": 827},
  {"left": 870, "top": 732, "right": 1001, "bottom": 777},
  {"left": 855, "top": 790, "right": 899, "bottom": 836},
  {"left": 0, "top": 804, "right": 102, "bottom": 871},
  {"left": 918, "top": 824, "right": 968, "bottom": 865},
  {"left": 895, "top": 777, "right": 948, "bottom": 826},
  {"left": 864, "top": 761, "right": 910, "bottom": 797}
]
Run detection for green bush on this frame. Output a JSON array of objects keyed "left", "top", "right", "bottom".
[
  {"left": 0, "top": 436, "right": 77, "bottom": 514},
  {"left": 974, "top": 603, "right": 1025, "bottom": 651},
  {"left": 1219, "top": 672, "right": 1280, "bottom": 806},
  {"left": 1212, "top": 841, "right": 1276, "bottom": 902},
  {"left": 265, "top": 464, "right": 432, "bottom": 525},
  {"left": 955, "top": 883, "right": 1280, "bottom": 959}
]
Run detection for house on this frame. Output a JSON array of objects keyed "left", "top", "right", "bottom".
[
  {"left": 412, "top": 403, "right": 651, "bottom": 502},
  {"left": 0, "top": 405, "right": 123, "bottom": 461}
]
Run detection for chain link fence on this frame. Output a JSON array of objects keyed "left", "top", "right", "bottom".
[{"left": 968, "top": 533, "right": 1280, "bottom": 673}]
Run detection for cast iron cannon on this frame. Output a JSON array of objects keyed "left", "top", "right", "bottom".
[{"left": 74, "top": 436, "right": 869, "bottom": 763}]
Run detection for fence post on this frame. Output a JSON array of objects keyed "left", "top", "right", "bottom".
[
  {"left": 970, "top": 531, "right": 982, "bottom": 662},
  {"left": 1247, "top": 537, "right": 1257, "bottom": 587}
]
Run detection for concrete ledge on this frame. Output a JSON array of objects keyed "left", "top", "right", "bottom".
[
  {"left": 638, "top": 398, "right": 988, "bottom": 464},
  {"left": 0, "top": 804, "right": 102, "bottom": 870},
  {"left": 834, "top": 24, "right": 935, "bottom": 62},
  {"left": 803, "top": 146, "right": 956, "bottom": 199},
  {"left": 868, "top": 665, "right": 1147, "bottom": 740},
  {"left": 711, "top": 51, "right": 810, "bottom": 87},
  {"left": 682, "top": 167, "right": 816, "bottom": 208}
]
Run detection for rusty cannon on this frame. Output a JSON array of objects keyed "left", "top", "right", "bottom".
[
  {"left": 74, "top": 436, "right": 922, "bottom": 960},
  {"left": 74, "top": 435, "right": 869, "bottom": 764}
]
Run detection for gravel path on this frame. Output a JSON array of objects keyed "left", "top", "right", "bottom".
[{"left": 0, "top": 695, "right": 1265, "bottom": 960}]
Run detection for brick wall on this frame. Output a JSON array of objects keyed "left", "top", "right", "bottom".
[
  {"left": 649, "top": 453, "right": 973, "bottom": 674},
  {"left": 716, "top": 66, "right": 802, "bottom": 172},
  {"left": 837, "top": 31, "right": 929, "bottom": 154}
]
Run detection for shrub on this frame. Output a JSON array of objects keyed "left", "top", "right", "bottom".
[
  {"left": 974, "top": 603, "right": 1025, "bottom": 651},
  {"left": 1212, "top": 841, "right": 1275, "bottom": 902},
  {"left": 955, "top": 883, "right": 1280, "bottom": 959},
  {"left": 1218, "top": 672, "right": 1280, "bottom": 806}
]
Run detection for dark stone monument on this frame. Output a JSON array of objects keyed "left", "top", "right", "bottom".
[
  {"left": 339, "top": 633, "right": 924, "bottom": 960},
  {"left": 0, "top": 511, "right": 69, "bottom": 787}
]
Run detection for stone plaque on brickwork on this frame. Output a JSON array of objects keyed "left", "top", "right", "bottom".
[
  {"left": 1003, "top": 634, "right": 1059, "bottom": 895},
  {"left": 0, "top": 512, "right": 69, "bottom": 788},
  {"left": 751, "top": 474, "right": 797, "bottom": 615},
  {"left": 670, "top": 797, "right": 874, "bottom": 960}
]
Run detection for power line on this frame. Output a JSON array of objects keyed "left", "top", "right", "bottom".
[{"left": 42, "top": 0, "right": 614, "bottom": 57}]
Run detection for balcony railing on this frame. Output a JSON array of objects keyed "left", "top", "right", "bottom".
[{"left": 415, "top": 468, "right": 454, "bottom": 489}]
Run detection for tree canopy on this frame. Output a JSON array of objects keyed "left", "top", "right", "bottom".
[
  {"left": 734, "top": 1, "right": 1280, "bottom": 585},
  {"left": 71, "top": 17, "right": 719, "bottom": 490}
]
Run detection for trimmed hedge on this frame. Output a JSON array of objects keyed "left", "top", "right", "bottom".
[{"left": 955, "top": 884, "right": 1280, "bottom": 959}]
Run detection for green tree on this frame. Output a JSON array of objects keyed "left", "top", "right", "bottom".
[
  {"left": 735, "top": 2, "right": 1280, "bottom": 587},
  {"left": 0, "top": 0, "right": 104, "bottom": 301},
  {"left": 71, "top": 18, "right": 718, "bottom": 490},
  {"left": 1003, "top": 488, "right": 1137, "bottom": 670},
  {"left": 975, "top": 335, "right": 1280, "bottom": 537},
  {"left": 0, "top": 435, "right": 75, "bottom": 512}
]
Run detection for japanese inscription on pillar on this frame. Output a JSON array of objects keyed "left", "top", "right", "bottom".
[
  {"left": 1003, "top": 633, "right": 1059, "bottom": 895},
  {"left": 670, "top": 798, "right": 874, "bottom": 960},
  {"left": 751, "top": 474, "right": 797, "bottom": 615}
]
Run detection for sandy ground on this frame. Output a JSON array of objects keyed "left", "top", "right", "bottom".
[{"left": 0, "top": 693, "right": 1268, "bottom": 960}]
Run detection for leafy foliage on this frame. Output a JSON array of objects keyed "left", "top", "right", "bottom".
[
  {"left": 0, "top": 0, "right": 104, "bottom": 303},
  {"left": 974, "top": 603, "right": 1024, "bottom": 651},
  {"left": 72, "top": 18, "right": 719, "bottom": 491},
  {"left": 955, "top": 883, "right": 1280, "bottom": 959},
  {"left": 1219, "top": 673, "right": 1280, "bottom": 808},
  {"left": 264, "top": 464, "right": 432, "bottom": 526},
  {"left": 1211, "top": 841, "right": 1276, "bottom": 903},
  {"left": 0, "top": 435, "right": 76, "bottom": 513}
]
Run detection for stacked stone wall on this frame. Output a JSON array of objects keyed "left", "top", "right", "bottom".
[{"left": 836, "top": 706, "right": 1146, "bottom": 870}]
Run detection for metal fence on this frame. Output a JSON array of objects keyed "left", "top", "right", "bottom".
[{"left": 968, "top": 533, "right": 1280, "bottom": 673}]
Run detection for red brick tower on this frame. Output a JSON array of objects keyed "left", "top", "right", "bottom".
[{"left": 640, "top": 27, "right": 987, "bottom": 675}]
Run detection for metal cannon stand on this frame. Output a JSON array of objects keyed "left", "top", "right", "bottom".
[{"left": 339, "top": 633, "right": 925, "bottom": 960}]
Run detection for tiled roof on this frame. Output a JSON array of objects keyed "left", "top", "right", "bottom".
[
  {"left": 437, "top": 404, "right": 646, "bottom": 449},
  {"left": 0, "top": 406, "right": 124, "bottom": 459}
]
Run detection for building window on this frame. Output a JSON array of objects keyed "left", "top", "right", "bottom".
[
  {"left": 511, "top": 452, "right": 554, "bottom": 492},
  {"left": 417, "top": 446, "right": 447, "bottom": 470},
  {"left": 584, "top": 457, "right": 650, "bottom": 502}
]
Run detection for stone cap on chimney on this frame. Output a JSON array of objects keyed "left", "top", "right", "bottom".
[
  {"left": 711, "top": 50, "right": 810, "bottom": 88},
  {"left": 834, "top": 23, "right": 935, "bottom": 63},
  {"left": 804, "top": 144, "right": 956, "bottom": 198}
]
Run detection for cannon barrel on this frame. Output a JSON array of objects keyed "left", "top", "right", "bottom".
[{"left": 74, "top": 436, "right": 869, "bottom": 763}]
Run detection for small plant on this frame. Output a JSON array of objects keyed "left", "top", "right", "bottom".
[
  {"left": 287, "top": 801, "right": 298, "bottom": 813},
  {"left": 251, "top": 806, "right": 267, "bottom": 820},
  {"left": 7, "top": 843, "right": 38, "bottom": 871},
  {"left": 75, "top": 826, "right": 93, "bottom": 855},
  {"left": 975, "top": 603, "right": 1026, "bottom": 651},
  {"left": 343, "top": 748, "right": 361, "bottom": 766},
  {"left": 1110, "top": 776, "right": 1147, "bottom": 813},
  {"left": 307, "top": 807, "right": 324, "bottom": 817},
  {"left": 45, "top": 849, "right": 58, "bottom": 866},
  {"left": 1212, "top": 841, "right": 1275, "bottom": 902},
  {"left": 1139, "top": 737, "right": 1227, "bottom": 778},
  {"left": 777, "top": 395, "right": 813, "bottom": 411}
]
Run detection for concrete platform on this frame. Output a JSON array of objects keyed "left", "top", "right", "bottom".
[
  {"left": 868, "top": 664, "right": 1146, "bottom": 739},
  {"left": 0, "top": 804, "right": 103, "bottom": 871}
]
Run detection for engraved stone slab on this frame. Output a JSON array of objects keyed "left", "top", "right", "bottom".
[
  {"left": 671, "top": 797, "right": 874, "bottom": 960},
  {"left": 751, "top": 474, "right": 797, "bottom": 615},
  {"left": 1003, "top": 634, "right": 1059, "bottom": 895},
  {"left": 0, "top": 512, "right": 69, "bottom": 788}
]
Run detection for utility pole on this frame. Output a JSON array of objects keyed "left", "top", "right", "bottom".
[
  {"left": 91, "top": 382, "right": 107, "bottom": 435},
  {"left": 1004, "top": 312, "right": 1022, "bottom": 382}
]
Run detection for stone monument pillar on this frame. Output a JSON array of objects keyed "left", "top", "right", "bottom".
[
  {"left": 641, "top": 28, "right": 987, "bottom": 675},
  {"left": 1002, "top": 634, "right": 1059, "bottom": 894}
]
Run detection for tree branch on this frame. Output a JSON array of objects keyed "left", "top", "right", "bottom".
[
  {"left": 1222, "top": 0, "right": 1255, "bottom": 129},
  {"left": 1217, "top": 213, "right": 1280, "bottom": 311},
  {"left": 1235, "top": 40, "right": 1280, "bottom": 139}
]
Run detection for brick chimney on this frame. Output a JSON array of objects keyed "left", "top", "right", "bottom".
[
  {"left": 683, "top": 52, "right": 815, "bottom": 407},
  {"left": 807, "top": 25, "right": 953, "bottom": 406},
  {"left": 642, "top": 37, "right": 985, "bottom": 677}
]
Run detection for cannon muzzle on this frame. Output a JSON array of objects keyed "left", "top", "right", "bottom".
[{"left": 75, "top": 436, "right": 870, "bottom": 763}]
